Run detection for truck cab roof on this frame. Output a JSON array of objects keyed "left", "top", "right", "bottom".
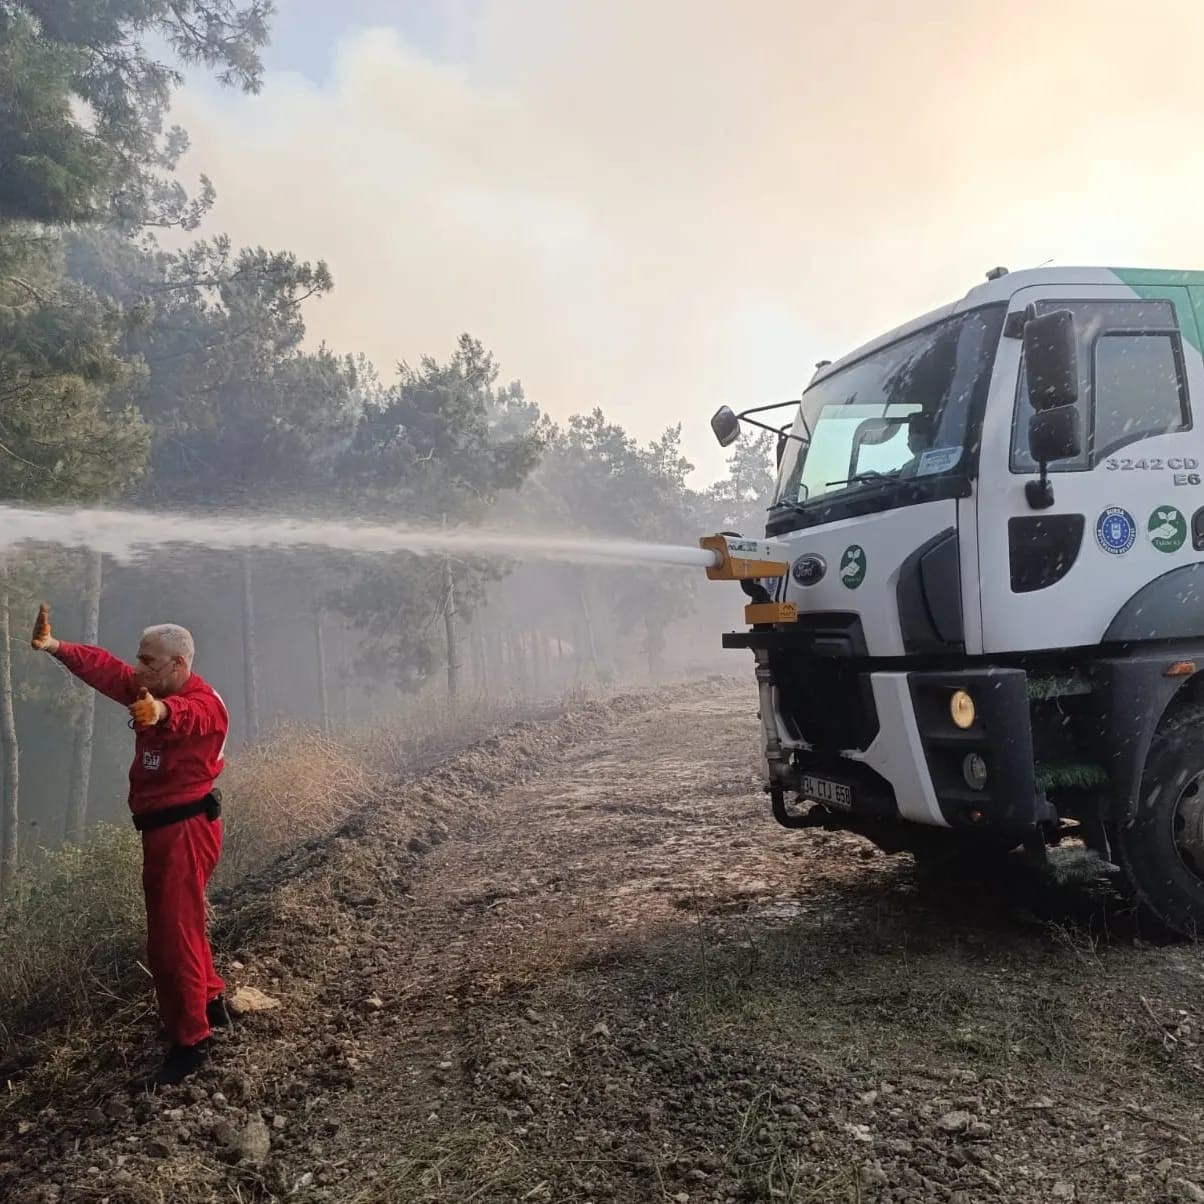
[{"left": 810, "top": 265, "right": 1204, "bottom": 387}]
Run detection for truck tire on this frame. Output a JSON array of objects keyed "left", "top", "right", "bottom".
[{"left": 1114, "top": 704, "right": 1204, "bottom": 938}]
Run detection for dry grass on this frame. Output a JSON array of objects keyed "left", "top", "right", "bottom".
[
  {"left": 342, "top": 1124, "right": 544, "bottom": 1204},
  {"left": 0, "top": 824, "right": 146, "bottom": 1050},
  {"left": 663, "top": 902, "right": 1204, "bottom": 1106},
  {"left": 347, "top": 690, "right": 575, "bottom": 779},
  {"left": 214, "top": 722, "right": 377, "bottom": 887},
  {"left": 217, "top": 690, "right": 574, "bottom": 886},
  {"left": 0, "top": 689, "right": 579, "bottom": 1081}
]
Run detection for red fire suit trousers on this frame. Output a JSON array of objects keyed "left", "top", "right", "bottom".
[{"left": 141, "top": 813, "right": 225, "bottom": 1047}]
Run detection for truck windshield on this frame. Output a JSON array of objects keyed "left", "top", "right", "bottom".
[{"left": 774, "top": 305, "right": 1006, "bottom": 509}]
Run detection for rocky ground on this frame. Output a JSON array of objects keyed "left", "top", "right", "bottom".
[{"left": 5, "top": 679, "right": 1204, "bottom": 1203}]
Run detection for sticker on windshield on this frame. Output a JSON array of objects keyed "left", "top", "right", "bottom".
[
  {"left": 840, "top": 545, "right": 867, "bottom": 589},
  {"left": 916, "top": 447, "right": 963, "bottom": 476},
  {"left": 1096, "top": 506, "right": 1136, "bottom": 556},
  {"left": 1149, "top": 505, "right": 1187, "bottom": 553}
]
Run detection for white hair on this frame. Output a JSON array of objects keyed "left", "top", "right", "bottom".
[{"left": 142, "top": 623, "right": 195, "bottom": 666}]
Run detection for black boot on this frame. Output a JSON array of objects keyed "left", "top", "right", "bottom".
[
  {"left": 207, "top": 995, "right": 233, "bottom": 1028},
  {"left": 150, "top": 1039, "right": 211, "bottom": 1089}
]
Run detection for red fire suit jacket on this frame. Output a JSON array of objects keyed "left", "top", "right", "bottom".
[{"left": 54, "top": 642, "right": 229, "bottom": 817}]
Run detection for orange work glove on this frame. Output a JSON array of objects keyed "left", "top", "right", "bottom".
[
  {"left": 129, "top": 687, "right": 167, "bottom": 729},
  {"left": 30, "top": 603, "right": 52, "bottom": 650}
]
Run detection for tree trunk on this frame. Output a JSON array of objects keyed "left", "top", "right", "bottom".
[
  {"left": 337, "top": 622, "right": 351, "bottom": 725},
  {"left": 65, "top": 549, "right": 102, "bottom": 843},
  {"left": 442, "top": 558, "right": 459, "bottom": 699},
  {"left": 576, "top": 579, "right": 600, "bottom": 682},
  {"left": 494, "top": 612, "right": 507, "bottom": 694},
  {"left": 0, "top": 578, "right": 20, "bottom": 896},
  {"left": 314, "top": 610, "right": 330, "bottom": 735},
  {"left": 241, "top": 553, "right": 260, "bottom": 743},
  {"left": 530, "top": 631, "right": 544, "bottom": 697},
  {"left": 644, "top": 615, "right": 666, "bottom": 684},
  {"left": 472, "top": 620, "right": 489, "bottom": 698},
  {"left": 573, "top": 615, "right": 585, "bottom": 682},
  {"left": 487, "top": 609, "right": 506, "bottom": 695},
  {"left": 506, "top": 622, "right": 529, "bottom": 696}
]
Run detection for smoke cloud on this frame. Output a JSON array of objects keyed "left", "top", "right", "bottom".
[{"left": 169, "top": 0, "right": 1204, "bottom": 482}]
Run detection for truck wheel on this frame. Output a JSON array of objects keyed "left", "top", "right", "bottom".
[{"left": 1114, "top": 704, "right": 1204, "bottom": 938}]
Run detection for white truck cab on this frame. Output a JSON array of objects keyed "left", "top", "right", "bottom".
[{"left": 708, "top": 266, "right": 1204, "bottom": 936}]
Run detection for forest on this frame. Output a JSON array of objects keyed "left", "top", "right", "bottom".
[{"left": 0, "top": 1, "right": 777, "bottom": 888}]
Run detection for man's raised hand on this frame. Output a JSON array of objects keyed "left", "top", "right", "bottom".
[{"left": 30, "top": 603, "right": 57, "bottom": 652}]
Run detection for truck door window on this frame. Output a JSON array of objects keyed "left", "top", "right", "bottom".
[
  {"left": 1093, "top": 332, "right": 1187, "bottom": 460},
  {"left": 1011, "top": 299, "right": 1190, "bottom": 472}
]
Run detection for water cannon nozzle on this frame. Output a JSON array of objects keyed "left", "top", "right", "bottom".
[{"left": 698, "top": 534, "right": 789, "bottom": 581}]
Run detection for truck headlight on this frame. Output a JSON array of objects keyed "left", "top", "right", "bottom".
[{"left": 950, "top": 689, "right": 976, "bottom": 730}]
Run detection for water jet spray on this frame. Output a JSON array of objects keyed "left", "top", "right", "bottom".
[{"left": 0, "top": 504, "right": 786, "bottom": 580}]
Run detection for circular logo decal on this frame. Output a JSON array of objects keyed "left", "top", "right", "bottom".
[
  {"left": 792, "top": 554, "right": 827, "bottom": 586},
  {"left": 840, "top": 545, "right": 867, "bottom": 589},
  {"left": 1148, "top": 505, "right": 1187, "bottom": 554},
  {"left": 1096, "top": 506, "right": 1136, "bottom": 556}
]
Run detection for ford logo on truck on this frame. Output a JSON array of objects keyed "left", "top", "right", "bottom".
[{"left": 791, "top": 554, "right": 826, "bottom": 586}]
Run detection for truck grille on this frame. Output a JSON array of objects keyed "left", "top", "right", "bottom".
[{"left": 771, "top": 652, "right": 880, "bottom": 752}]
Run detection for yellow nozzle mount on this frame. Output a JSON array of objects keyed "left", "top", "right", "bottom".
[
  {"left": 744, "top": 600, "right": 798, "bottom": 625},
  {"left": 699, "top": 533, "right": 789, "bottom": 582}
]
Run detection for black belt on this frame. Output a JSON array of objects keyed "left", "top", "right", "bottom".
[{"left": 133, "top": 789, "right": 222, "bottom": 833}]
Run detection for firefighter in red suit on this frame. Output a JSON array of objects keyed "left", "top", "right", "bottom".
[{"left": 31, "top": 604, "right": 230, "bottom": 1087}]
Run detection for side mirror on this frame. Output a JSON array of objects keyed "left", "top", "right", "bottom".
[
  {"left": 775, "top": 433, "right": 786, "bottom": 466},
  {"left": 1025, "top": 404, "right": 1081, "bottom": 510},
  {"left": 1023, "top": 309, "right": 1078, "bottom": 410},
  {"left": 711, "top": 406, "right": 741, "bottom": 447},
  {"left": 1028, "top": 405, "right": 1081, "bottom": 465}
]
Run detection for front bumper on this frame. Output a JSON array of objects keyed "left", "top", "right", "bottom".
[
  {"left": 906, "top": 669, "right": 1048, "bottom": 831},
  {"left": 749, "top": 658, "right": 1049, "bottom": 834}
]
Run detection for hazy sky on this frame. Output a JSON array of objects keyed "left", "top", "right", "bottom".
[{"left": 169, "top": 0, "right": 1204, "bottom": 484}]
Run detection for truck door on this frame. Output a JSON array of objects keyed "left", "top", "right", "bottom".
[{"left": 976, "top": 282, "right": 1204, "bottom": 654}]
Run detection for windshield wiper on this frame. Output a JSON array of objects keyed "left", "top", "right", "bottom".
[
  {"left": 768, "top": 497, "right": 808, "bottom": 515},
  {"left": 824, "top": 470, "right": 899, "bottom": 491},
  {"left": 768, "top": 482, "right": 810, "bottom": 513}
]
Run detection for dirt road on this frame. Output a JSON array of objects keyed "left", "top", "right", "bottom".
[{"left": 9, "top": 680, "right": 1204, "bottom": 1203}]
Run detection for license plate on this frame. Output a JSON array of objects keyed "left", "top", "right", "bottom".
[{"left": 802, "top": 774, "right": 853, "bottom": 810}]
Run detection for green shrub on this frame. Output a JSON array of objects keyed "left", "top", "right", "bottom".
[{"left": 0, "top": 823, "right": 146, "bottom": 1045}]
